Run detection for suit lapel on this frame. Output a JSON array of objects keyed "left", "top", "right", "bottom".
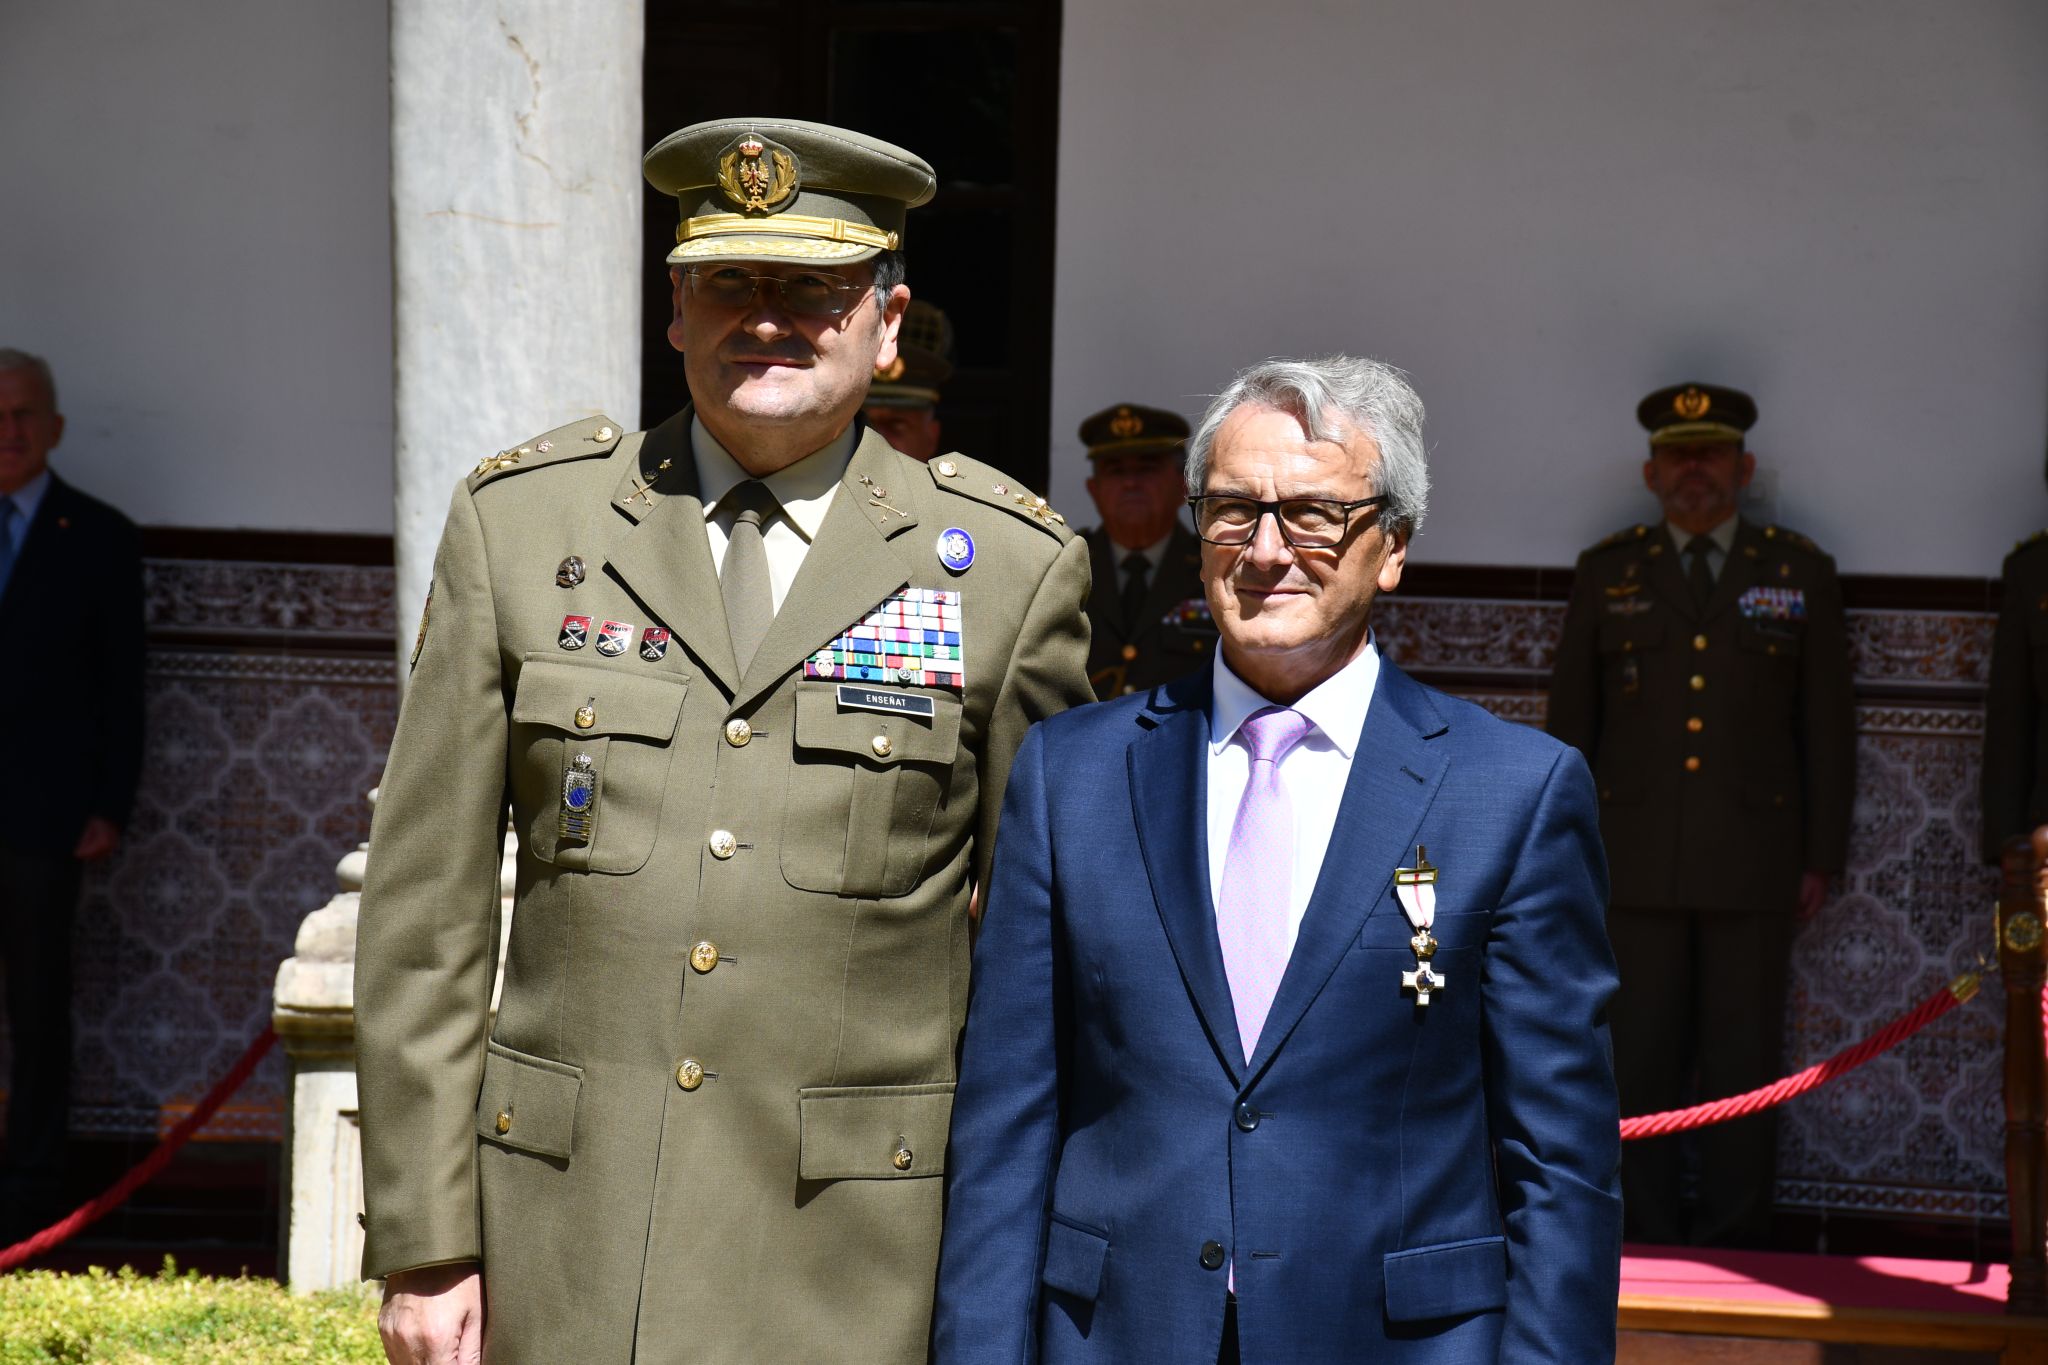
[
  {"left": 0, "top": 475, "right": 75, "bottom": 616},
  {"left": 1648, "top": 528, "right": 1698, "bottom": 623},
  {"left": 730, "top": 427, "right": 916, "bottom": 711},
  {"left": 1131, "top": 523, "right": 1202, "bottom": 646},
  {"left": 1701, "top": 519, "right": 1762, "bottom": 624},
  {"left": 1128, "top": 670, "right": 1245, "bottom": 1082},
  {"left": 1244, "top": 660, "right": 1450, "bottom": 1081},
  {"left": 601, "top": 410, "right": 741, "bottom": 692}
]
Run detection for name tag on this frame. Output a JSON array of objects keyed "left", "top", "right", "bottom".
[{"left": 836, "top": 685, "right": 937, "bottom": 719}]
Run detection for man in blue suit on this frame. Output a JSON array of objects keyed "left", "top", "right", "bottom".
[{"left": 934, "top": 357, "right": 1621, "bottom": 1363}]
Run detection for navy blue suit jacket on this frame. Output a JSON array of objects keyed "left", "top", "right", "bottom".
[{"left": 933, "top": 659, "right": 1622, "bottom": 1363}]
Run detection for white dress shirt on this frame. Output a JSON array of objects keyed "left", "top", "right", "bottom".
[
  {"left": 691, "top": 417, "right": 857, "bottom": 611},
  {"left": 1206, "top": 638, "right": 1381, "bottom": 960}
]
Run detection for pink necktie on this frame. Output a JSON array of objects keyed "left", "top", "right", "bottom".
[{"left": 1216, "top": 706, "right": 1316, "bottom": 1063}]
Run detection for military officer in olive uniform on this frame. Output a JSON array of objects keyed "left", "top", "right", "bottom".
[
  {"left": 863, "top": 298, "right": 953, "bottom": 463},
  {"left": 1547, "top": 383, "right": 1854, "bottom": 1248},
  {"left": 357, "top": 119, "right": 1093, "bottom": 1365},
  {"left": 1077, "top": 403, "right": 1209, "bottom": 699},
  {"left": 1983, "top": 527, "right": 2048, "bottom": 862}
]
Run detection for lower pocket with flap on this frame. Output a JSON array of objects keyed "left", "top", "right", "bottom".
[
  {"left": 796, "top": 1082, "right": 954, "bottom": 1180},
  {"left": 474, "top": 1040, "right": 584, "bottom": 1160},
  {"left": 1382, "top": 1234, "right": 1507, "bottom": 1322}
]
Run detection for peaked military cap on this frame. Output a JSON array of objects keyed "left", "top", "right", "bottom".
[
  {"left": 1638, "top": 383, "right": 1758, "bottom": 446},
  {"left": 868, "top": 300, "right": 955, "bottom": 410},
  {"left": 1079, "top": 403, "right": 1190, "bottom": 461},
  {"left": 645, "top": 117, "right": 936, "bottom": 266}
]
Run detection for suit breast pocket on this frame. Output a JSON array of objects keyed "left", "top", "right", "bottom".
[
  {"left": 509, "top": 655, "right": 687, "bottom": 875},
  {"left": 780, "top": 682, "right": 964, "bottom": 898}
]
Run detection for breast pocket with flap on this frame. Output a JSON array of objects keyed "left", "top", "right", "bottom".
[
  {"left": 509, "top": 655, "right": 687, "bottom": 875},
  {"left": 781, "top": 681, "right": 964, "bottom": 898}
]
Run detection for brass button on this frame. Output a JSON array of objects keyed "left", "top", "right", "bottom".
[
  {"left": 724, "top": 718, "right": 752, "bottom": 747},
  {"left": 1622, "top": 640, "right": 1635, "bottom": 653},
  {"left": 1767, "top": 643, "right": 1779, "bottom": 655},
  {"left": 1689, "top": 674, "right": 1706, "bottom": 692},
  {"left": 892, "top": 1147, "right": 914, "bottom": 1171},
  {"left": 690, "top": 941, "right": 720, "bottom": 974},
  {"left": 1684, "top": 756, "right": 1702, "bottom": 773},
  {"left": 1693, "top": 634, "right": 1708, "bottom": 651},
  {"left": 708, "top": 829, "right": 737, "bottom": 859},
  {"left": 575, "top": 704, "right": 596, "bottom": 729},
  {"left": 494, "top": 1110, "right": 512, "bottom": 1135},
  {"left": 936, "top": 458, "right": 959, "bottom": 478},
  {"left": 871, "top": 734, "right": 893, "bottom": 758},
  {"left": 1193, "top": 640, "right": 1205, "bottom": 652},
  {"left": 596, "top": 425, "right": 615, "bottom": 442},
  {"left": 676, "top": 1059, "right": 704, "bottom": 1091},
  {"left": 1121, "top": 644, "right": 1139, "bottom": 662},
  {"left": 1686, "top": 716, "right": 1704, "bottom": 733}
]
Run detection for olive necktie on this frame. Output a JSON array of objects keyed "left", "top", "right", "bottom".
[
  {"left": 1119, "top": 551, "right": 1151, "bottom": 633},
  {"left": 720, "top": 480, "right": 780, "bottom": 673},
  {"left": 1685, "top": 534, "right": 1715, "bottom": 611}
]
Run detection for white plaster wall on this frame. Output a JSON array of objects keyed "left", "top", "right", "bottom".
[
  {"left": 1051, "top": 0, "right": 2048, "bottom": 575},
  {"left": 0, "top": 1, "right": 393, "bottom": 532}
]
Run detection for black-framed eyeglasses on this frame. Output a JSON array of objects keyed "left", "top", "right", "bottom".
[
  {"left": 682, "top": 265, "right": 869, "bottom": 318},
  {"left": 1188, "top": 494, "right": 1390, "bottom": 548}
]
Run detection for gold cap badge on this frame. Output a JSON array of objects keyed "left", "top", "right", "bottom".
[
  {"left": 718, "top": 135, "right": 799, "bottom": 214},
  {"left": 1673, "top": 386, "right": 1711, "bottom": 420},
  {"left": 1108, "top": 407, "right": 1143, "bottom": 440}
]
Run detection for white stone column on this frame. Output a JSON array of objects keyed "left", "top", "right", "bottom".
[{"left": 390, "top": 0, "right": 646, "bottom": 671}]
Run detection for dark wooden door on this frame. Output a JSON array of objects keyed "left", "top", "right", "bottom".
[{"left": 642, "top": 1, "right": 1062, "bottom": 491}]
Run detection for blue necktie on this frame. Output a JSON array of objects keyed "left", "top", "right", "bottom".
[{"left": 0, "top": 495, "right": 18, "bottom": 599}]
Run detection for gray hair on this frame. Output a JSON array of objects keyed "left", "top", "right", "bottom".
[
  {"left": 0, "top": 348, "right": 57, "bottom": 410},
  {"left": 1185, "top": 356, "right": 1428, "bottom": 536}
]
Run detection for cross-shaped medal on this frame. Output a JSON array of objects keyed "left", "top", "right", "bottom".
[{"left": 1402, "top": 960, "right": 1446, "bottom": 1006}]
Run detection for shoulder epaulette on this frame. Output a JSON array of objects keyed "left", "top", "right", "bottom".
[
  {"left": 2012, "top": 529, "right": 2048, "bottom": 557},
  {"left": 924, "top": 452, "right": 1075, "bottom": 542},
  {"left": 1760, "top": 523, "right": 1824, "bottom": 555},
  {"left": 466, "top": 415, "right": 625, "bottom": 492},
  {"left": 1589, "top": 524, "right": 1651, "bottom": 553}
]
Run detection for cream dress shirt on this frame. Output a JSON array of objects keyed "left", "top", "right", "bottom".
[{"left": 692, "top": 416, "right": 858, "bottom": 611}]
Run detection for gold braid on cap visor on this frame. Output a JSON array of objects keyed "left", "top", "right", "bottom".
[{"left": 680, "top": 212, "right": 900, "bottom": 251}]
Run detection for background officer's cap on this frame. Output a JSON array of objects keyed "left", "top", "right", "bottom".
[
  {"left": 1638, "top": 383, "right": 1758, "bottom": 447},
  {"left": 1080, "top": 403, "right": 1190, "bottom": 461},
  {"left": 868, "top": 300, "right": 955, "bottom": 410},
  {"left": 645, "top": 117, "right": 936, "bottom": 267}
]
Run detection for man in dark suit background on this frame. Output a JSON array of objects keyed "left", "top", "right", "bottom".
[
  {"left": 0, "top": 349, "right": 145, "bottom": 1236},
  {"left": 936, "top": 357, "right": 1621, "bottom": 1363},
  {"left": 1076, "top": 403, "right": 1210, "bottom": 699}
]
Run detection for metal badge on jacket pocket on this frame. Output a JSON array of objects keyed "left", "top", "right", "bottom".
[{"left": 559, "top": 752, "right": 597, "bottom": 846}]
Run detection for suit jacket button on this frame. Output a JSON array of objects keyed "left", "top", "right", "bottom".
[
  {"left": 1200, "top": 1240, "right": 1226, "bottom": 1270},
  {"left": 892, "top": 1146, "right": 914, "bottom": 1171},
  {"left": 494, "top": 1110, "right": 512, "bottom": 1135},
  {"left": 676, "top": 1059, "right": 704, "bottom": 1090},
  {"left": 1121, "top": 644, "right": 1138, "bottom": 661},
  {"left": 1234, "top": 1102, "right": 1259, "bottom": 1132},
  {"left": 690, "top": 941, "right": 720, "bottom": 973}
]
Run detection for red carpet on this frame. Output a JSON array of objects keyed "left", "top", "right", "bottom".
[{"left": 1622, "top": 1243, "right": 2009, "bottom": 1315}]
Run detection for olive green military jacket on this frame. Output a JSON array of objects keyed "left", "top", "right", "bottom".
[
  {"left": 1080, "top": 523, "right": 1210, "bottom": 700},
  {"left": 354, "top": 410, "right": 1093, "bottom": 1364},
  {"left": 1546, "top": 518, "right": 1855, "bottom": 913},
  {"left": 1983, "top": 534, "right": 2048, "bottom": 863}
]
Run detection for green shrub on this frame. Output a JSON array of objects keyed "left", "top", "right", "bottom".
[{"left": 0, "top": 1260, "right": 383, "bottom": 1364}]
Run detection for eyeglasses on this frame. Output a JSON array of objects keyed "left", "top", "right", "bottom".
[
  {"left": 1188, "top": 494, "right": 1390, "bottom": 548},
  {"left": 683, "top": 266, "right": 869, "bottom": 318}
]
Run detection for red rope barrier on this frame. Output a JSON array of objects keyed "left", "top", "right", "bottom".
[
  {"left": 0, "top": 1026, "right": 277, "bottom": 1273},
  {"left": 1620, "top": 976, "right": 1976, "bottom": 1140}
]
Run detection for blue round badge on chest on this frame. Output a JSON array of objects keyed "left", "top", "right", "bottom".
[{"left": 936, "top": 527, "right": 975, "bottom": 574}]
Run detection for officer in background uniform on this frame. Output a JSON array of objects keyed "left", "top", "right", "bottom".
[
  {"left": 1983, "top": 525, "right": 2048, "bottom": 862},
  {"left": 1547, "top": 383, "right": 1855, "bottom": 1248},
  {"left": 1077, "top": 403, "right": 1208, "bottom": 698},
  {"left": 357, "top": 119, "right": 1094, "bottom": 1365},
  {"left": 863, "top": 298, "right": 952, "bottom": 462}
]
